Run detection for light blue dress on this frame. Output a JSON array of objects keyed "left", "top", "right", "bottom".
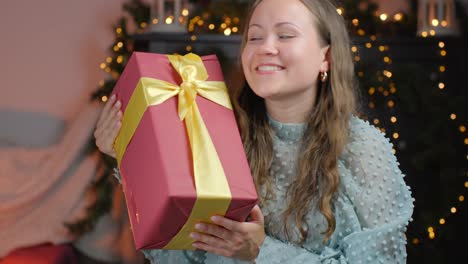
[{"left": 121, "top": 116, "right": 414, "bottom": 264}]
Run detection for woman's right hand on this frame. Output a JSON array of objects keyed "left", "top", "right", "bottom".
[{"left": 94, "top": 94, "right": 122, "bottom": 158}]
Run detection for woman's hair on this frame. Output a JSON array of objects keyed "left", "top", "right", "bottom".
[{"left": 231, "top": 0, "right": 359, "bottom": 243}]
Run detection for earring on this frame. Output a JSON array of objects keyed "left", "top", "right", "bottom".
[{"left": 320, "top": 71, "right": 328, "bottom": 82}]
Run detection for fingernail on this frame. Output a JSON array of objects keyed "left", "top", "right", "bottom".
[
  {"left": 110, "top": 94, "right": 116, "bottom": 100},
  {"left": 211, "top": 216, "right": 220, "bottom": 222},
  {"left": 115, "top": 101, "right": 121, "bottom": 107},
  {"left": 117, "top": 111, "right": 122, "bottom": 117},
  {"left": 190, "top": 232, "right": 197, "bottom": 239},
  {"left": 195, "top": 223, "right": 203, "bottom": 230}
]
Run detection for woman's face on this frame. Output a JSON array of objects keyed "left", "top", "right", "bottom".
[{"left": 241, "top": 0, "right": 329, "bottom": 104}]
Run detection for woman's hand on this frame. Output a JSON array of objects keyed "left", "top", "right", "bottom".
[
  {"left": 191, "top": 205, "right": 265, "bottom": 262},
  {"left": 94, "top": 94, "right": 122, "bottom": 158}
]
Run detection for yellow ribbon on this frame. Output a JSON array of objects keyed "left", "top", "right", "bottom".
[{"left": 114, "top": 53, "right": 233, "bottom": 249}]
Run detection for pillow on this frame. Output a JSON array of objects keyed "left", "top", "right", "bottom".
[{"left": 0, "top": 109, "right": 66, "bottom": 148}]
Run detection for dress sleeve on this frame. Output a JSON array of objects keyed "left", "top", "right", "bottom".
[
  {"left": 332, "top": 118, "right": 414, "bottom": 263},
  {"left": 255, "top": 119, "right": 414, "bottom": 264}
]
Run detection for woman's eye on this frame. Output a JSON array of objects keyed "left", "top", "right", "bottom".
[
  {"left": 248, "top": 37, "right": 262, "bottom": 41},
  {"left": 279, "top": 35, "right": 294, "bottom": 39}
]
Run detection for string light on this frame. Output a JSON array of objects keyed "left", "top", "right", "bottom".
[{"left": 379, "top": 13, "right": 388, "bottom": 21}]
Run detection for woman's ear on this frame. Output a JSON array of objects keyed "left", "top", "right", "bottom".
[{"left": 320, "top": 45, "right": 330, "bottom": 72}]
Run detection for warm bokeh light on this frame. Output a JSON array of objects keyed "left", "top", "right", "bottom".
[
  {"left": 379, "top": 13, "right": 388, "bottom": 21},
  {"left": 431, "top": 19, "right": 439, "bottom": 27},
  {"left": 394, "top": 13, "right": 403, "bottom": 21}
]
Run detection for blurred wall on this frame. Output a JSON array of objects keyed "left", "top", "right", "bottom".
[{"left": 0, "top": 0, "right": 129, "bottom": 120}]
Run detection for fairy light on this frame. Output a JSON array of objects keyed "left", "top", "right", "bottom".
[
  {"left": 336, "top": 8, "right": 344, "bottom": 15},
  {"left": 165, "top": 16, "right": 173, "bottom": 24},
  {"left": 224, "top": 28, "right": 232, "bottom": 36},
  {"left": 116, "top": 27, "right": 122, "bottom": 34},
  {"left": 439, "top": 42, "right": 445, "bottom": 48},
  {"left": 450, "top": 207, "right": 457, "bottom": 214},
  {"left": 439, "top": 65, "right": 446, "bottom": 72},
  {"left": 459, "top": 195, "right": 465, "bottom": 202},
  {"left": 209, "top": 24, "right": 215, "bottom": 30},
  {"left": 441, "top": 20, "right": 448, "bottom": 27},
  {"left": 100, "top": 63, "right": 106, "bottom": 69},
  {"left": 421, "top": 31, "right": 428, "bottom": 38},
  {"left": 352, "top": 19, "right": 359, "bottom": 26},
  {"left": 460, "top": 126, "right": 466, "bottom": 133},
  {"left": 182, "top": 8, "right": 189, "bottom": 16},
  {"left": 450, "top": 114, "right": 456, "bottom": 120},
  {"left": 430, "top": 29, "right": 436, "bottom": 36},
  {"left": 379, "top": 13, "right": 388, "bottom": 21},
  {"left": 391, "top": 116, "right": 397, "bottom": 123},
  {"left": 438, "top": 82, "right": 445, "bottom": 90},
  {"left": 351, "top": 46, "right": 358, "bottom": 53},
  {"left": 101, "top": 95, "right": 108, "bottom": 102},
  {"left": 152, "top": 18, "right": 159, "bottom": 24},
  {"left": 394, "top": 13, "right": 403, "bottom": 21},
  {"left": 431, "top": 19, "right": 439, "bottom": 27},
  {"left": 116, "top": 56, "right": 123, "bottom": 64},
  {"left": 439, "top": 218, "right": 446, "bottom": 225}
]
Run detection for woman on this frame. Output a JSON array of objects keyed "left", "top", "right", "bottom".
[{"left": 94, "top": 0, "right": 414, "bottom": 263}]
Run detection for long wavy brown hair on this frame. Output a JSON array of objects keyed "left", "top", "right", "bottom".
[{"left": 231, "top": 0, "right": 359, "bottom": 243}]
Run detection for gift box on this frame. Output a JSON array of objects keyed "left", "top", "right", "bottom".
[{"left": 111, "top": 52, "right": 258, "bottom": 250}]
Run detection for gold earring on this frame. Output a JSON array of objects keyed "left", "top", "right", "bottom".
[{"left": 320, "top": 71, "right": 328, "bottom": 82}]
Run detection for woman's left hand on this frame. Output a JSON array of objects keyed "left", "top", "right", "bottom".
[{"left": 191, "top": 205, "right": 265, "bottom": 262}]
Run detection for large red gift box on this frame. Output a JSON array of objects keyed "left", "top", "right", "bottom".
[{"left": 111, "top": 52, "right": 258, "bottom": 250}]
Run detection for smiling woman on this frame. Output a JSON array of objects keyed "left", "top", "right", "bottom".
[{"left": 94, "top": 0, "right": 414, "bottom": 263}]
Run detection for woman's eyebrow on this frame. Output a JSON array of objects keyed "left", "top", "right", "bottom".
[{"left": 248, "top": 22, "right": 300, "bottom": 29}]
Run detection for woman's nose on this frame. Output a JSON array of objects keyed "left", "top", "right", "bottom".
[{"left": 258, "top": 37, "right": 279, "bottom": 55}]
